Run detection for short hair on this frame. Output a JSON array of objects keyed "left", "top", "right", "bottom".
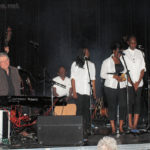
[
  {"left": 97, "top": 136, "right": 117, "bottom": 150},
  {"left": 127, "top": 35, "right": 137, "bottom": 42},
  {"left": 111, "top": 42, "right": 122, "bottom": 51},
  {"left": 58, "top": 65, "right": 66, "bottom": 72},
  {"left": 0, "top": 53, "right": 9, "bottom": 62}
]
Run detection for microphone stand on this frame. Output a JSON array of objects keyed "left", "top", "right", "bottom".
[
  {"left": 49, "top": 80, "right": 66, "bottom": 115},
  {"left": 43, "top": 68, "right": 46, "bottom": 96},
  {"left": 41, "top": 68, "right": 66, "bottom": 115},
  {"left": 121, "top": 54, "right": 137, "bottom": 133},
  {"left": 85, "top": 58, "right": 95, "bottom": 134}
]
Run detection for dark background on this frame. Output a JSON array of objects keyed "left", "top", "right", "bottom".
[{"left": 0, "top": 0, "right": 150, "bottom": 96}]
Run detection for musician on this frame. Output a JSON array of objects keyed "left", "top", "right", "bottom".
[
  {"left": 71, "top": 48, "right": 96, "bottom": 136},
  {"left": 100, "top": 42, "right": 127, "bottom": 134},
  {"left": 0, "top": 52, "right": 21, "bottom": 96},
  {"left": 124, "top": 36, "right": 146, "bottom": 130},
  {"left": 0, "top": 27, "right": 16, "bottom": 66},
  {"left": 0, "top": 53, "right": 35, "bottom": 137},
  {"left": 53, "top": 66, "right": 72, "bottom": 99}
]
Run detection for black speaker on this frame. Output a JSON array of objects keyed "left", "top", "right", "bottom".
[
  {"left": 37, "top": 116, "right": 83, "bottom": 146},
  {"left": 148, "top": 84, "right": 150, "bottom": 127}
]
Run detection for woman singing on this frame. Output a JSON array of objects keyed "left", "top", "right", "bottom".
[
  {"left": 71, "top": 48, "right": 96, "bottom": 137},
  {"left": 100, "top": 42, "right": 127, "bottom": 134}
]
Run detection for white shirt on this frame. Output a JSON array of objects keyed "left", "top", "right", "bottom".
[
  {"left": 100, "top": 55, "right": 126, "bottom": 89},
  {"left": 53, "top": 76, "right": 71, "bottom": 97},
  {"left": 124, "top": 48, "right": 146, "bottom": 87},
  {"left": 71, "top": 61, "right": 96, "bottom": 95}
]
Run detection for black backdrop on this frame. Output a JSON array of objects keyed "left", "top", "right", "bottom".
[{"left": 0, "top": 0, "right": 150, "bottom": 96}]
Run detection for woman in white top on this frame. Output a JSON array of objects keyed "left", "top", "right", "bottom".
[
  {"left": 124, "top": 36, "right": 146, "bottom": 130},
  {"left": 71, "top": 48, "right": 96, "bottom": 137},
  {"left": 100, "top": 42, "right": 127, "bottom": 134}
]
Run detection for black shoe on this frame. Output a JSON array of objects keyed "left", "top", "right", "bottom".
[
  {"left": 119, "top": 131, "right": 125, "bottom": 135},
  {"left": 111, "top": 131, "right": 116, "bottom": 135}
]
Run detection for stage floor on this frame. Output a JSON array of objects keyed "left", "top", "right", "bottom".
[
  {"left": 0, "top": 127, "right": 150, "bottom": 150},
  {"left": 1, "top": 143, "right": 150, "bottom": 150}
]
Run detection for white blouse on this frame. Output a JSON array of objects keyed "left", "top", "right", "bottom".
[
  {"left": 100, "top": 55, "right": 126, "bottom": 89},
  {"left": 124, "top": 48, "right": 146, "bottom": 87},
  {"left": 71, "top": 61, "right": 96, "bottom": 95}
]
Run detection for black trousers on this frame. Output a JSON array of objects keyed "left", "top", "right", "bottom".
[
  {"left": 104, "top": 87, "right": 127, "bottom": 121},
  {"left": 76, "top": 94, "right": 90, "bottom": 133},
  {"left": 128, "top": 87, "right": 142, "bottom": 114}
]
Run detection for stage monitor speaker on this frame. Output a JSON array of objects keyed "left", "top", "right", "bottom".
[
  {"left": 0, "top": 110, "right": 10, "bottom": 143},
  {"left": 37, "top": 116, "right": 83, "bottom": 146},
  {"left": 148, "top": 80, "right": 150, "bottom": 127}
]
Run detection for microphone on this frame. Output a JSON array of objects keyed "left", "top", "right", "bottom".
[
  {"left": 17, "top": 66, "right": 29, "bottom": 73},
  {"left": 118, "top": 50, "right": 125, "bottom": 56},
  {"left": 17, "top": 66, "right": 36, "bottom": 82},
  {"left": 84, "top": 56, "right": 89, "bottom": 60},
  {"left": 17, "top": 66, "right": 21, "bottom": 70}
]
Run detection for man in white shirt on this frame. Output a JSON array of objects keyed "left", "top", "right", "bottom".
[
  {"left": 71, "top": 48, "right": 96, "bottom": 137},
  {"left": 124, "top": 36, "right": 146, "bottom": 130},
  {"left": 53, "top": 66, "right": 72, "bottom": 98}
]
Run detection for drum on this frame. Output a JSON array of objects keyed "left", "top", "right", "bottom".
[{"left": 54, "top": 104, "right": 77, "bottom": 116}]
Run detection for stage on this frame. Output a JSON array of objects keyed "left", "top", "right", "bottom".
[
  {"left": 3, "top": 143, "right": 150, "bottom": 150},
  {"left": 1, "top": 134, "right": 150, "bottom": 150},
  {"left": 1, "top": 125, "right": 150, "bottom": 150},
  {"left": 0, "top": 0, "right": 150, "bottom": 150}
]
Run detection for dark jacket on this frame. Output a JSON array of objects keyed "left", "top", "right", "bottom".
[{"left": 0, "top": 66, "right": 21, "bottom": 96}]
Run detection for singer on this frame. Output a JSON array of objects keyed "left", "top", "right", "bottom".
[
  {"left": 124, "top": 36, "right": 146, "bottom": 130},
  {"left": 71, "top": 48, "right": 96, "bottom": 137},
  {"left": 0, "top": 52, "right": 21, "bottom": 96},
  {"left": 100, "top": 42, "right": 127, "bottom": 134}
]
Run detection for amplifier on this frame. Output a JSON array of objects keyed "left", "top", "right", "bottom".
[
  {"left": 37, "top": 116, "right": 83, "bottom": 146},
  {"left": 0, "top": 110, "right": 11, "bottom": 143}
]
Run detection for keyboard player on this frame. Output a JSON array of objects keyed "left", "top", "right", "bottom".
[{"left": 0, "top": 52, "right": 21, "bottom": 96}]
